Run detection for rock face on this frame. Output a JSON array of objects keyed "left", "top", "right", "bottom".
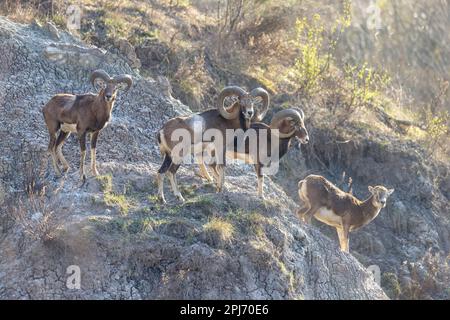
[
  {"left": 0, "top": 17, "right": 387, "bottom": 299},
  {"left": 274, "top": 126, "right": 450, "bottom": 299}
]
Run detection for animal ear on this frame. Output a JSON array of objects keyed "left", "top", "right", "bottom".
[
  {"left": 368, "top": 186, "right": 375, "bottom": 193},
  {"left": 388, "top": 188, "right": 395, "bottom": 195}
]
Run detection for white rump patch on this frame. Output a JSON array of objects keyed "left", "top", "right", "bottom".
[
  {"left": 61, "top": 123, "right": 77, "bottom": 133},
  {"left": 314, "top": 207, "right": 342, "bottom": 227}
]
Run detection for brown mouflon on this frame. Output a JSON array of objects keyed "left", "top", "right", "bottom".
[
  {"left": 156, "top": 86, "right": 270, "bottom": 203},
  {"left": 297, "top": 174, "right": 394, "bottom": 252},
  {"left": 42, "top": 69, "right": 132, "bottom": 182},
  {"left": 205, "top": 107, "right": 309, "bottom": 199}
]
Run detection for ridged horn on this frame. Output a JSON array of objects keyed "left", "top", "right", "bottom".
[
  {"left": 270, "top": 109, "right": 302, "bottom": 138},
  {"left": 217, "top": 86, "right": 247, "bottom": 120},
  {"left": 113, "top": 74, "right": 133, "bottom": 91},
  {"left": 250, "top": 87, "right": 270, "bottom": 121},
  {"left": 90, "top": 70, "right": 111, "bottom": 90},
  {"left": 291, "top": 107, "right": 305, "bottom": 120}
]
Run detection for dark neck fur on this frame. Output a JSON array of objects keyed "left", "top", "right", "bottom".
[
  {"left": 239, "top": 112, "right": 248, "bottom": 130},
  {"left": 278, "top": 136, "right": 293, "bottom": 159}
]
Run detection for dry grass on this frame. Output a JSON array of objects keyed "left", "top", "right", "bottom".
[
  {"left": 10, "top": 192, "right": 65, "bottom": 242},
  {"left": 382, "top": 251, "right": 450, "bottom": 300},
  {"left": 203, "top": 216, "right": 234, "bottom": 243},
  {"left": 0, "top": 0, "right": 70, "bottom": 25}
]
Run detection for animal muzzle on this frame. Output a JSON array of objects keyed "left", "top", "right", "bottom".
[
  {"left": 296, "top": 135, "right": 310, "bottom": 145},
  {"left": 244, "top": 110, "right": 254, "bottom": 119}
]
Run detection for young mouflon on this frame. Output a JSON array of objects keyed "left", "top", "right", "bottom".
[{"left": 297, "top": 174, "right": 394, "bottom": 252}]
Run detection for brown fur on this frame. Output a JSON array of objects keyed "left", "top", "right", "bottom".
[
  {"left": 156, "top": 102, "right": 253, "bottom": 203},
  {"left": 211, "top": 109, "right": 309, "bottom": 198},
  {"left": 43, "top": 86, "right": 119, "bottom": 181},
  {"left": 46, "top": 92, "right": 114, "bottom": 130},
  {"left": 297, "top": 174, "right": 394, "bottom": 252}
]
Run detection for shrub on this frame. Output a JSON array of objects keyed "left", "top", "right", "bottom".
[
  {"left": 287, "top": 0, "right": 351, "bottom": 98},
  {"left": 10, "top": 192, "right": 64, "bottom": 242}
]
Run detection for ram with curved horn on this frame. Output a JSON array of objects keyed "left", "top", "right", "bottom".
[
  {"left": 156, "top": 86, "right": 270, "bottom": 203},
  {"left": 42, "top": 69, "right": 133, "bottom": 182},
  {"left": 206, "top": 107, "right": 309, "bottom": 198}
]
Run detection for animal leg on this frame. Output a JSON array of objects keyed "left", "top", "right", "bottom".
[
  {"left": 336, "top": 227, "right": 345, "bottom": 251},
  {"left": 55, "top": 131, "right": 70, "bottom": 172},
  {"left": 255, "top": 164, "right": 264, "bottom": 198},
  {"left": 257, "top": 176, "right": 264, "bottom": 198},
  {"left": 208, "top": 164, "right": 219, "bottom": 183},
  {"left": 196, "top": 156, "right": 213, "bottom": 182},
  {"left": 167, "top": 163, "right": 184, "bottom": 202},
  {"left": 302, "top": 205, "right": 319, "bottom": 224},
  {"left": 47, "top": 130, "right": 61, "bottom": 176},
  {"left": 90, "top": 131, "right": 100, "bottom": 176},
  {"left": 341, "top": 224, "right": 350, "bottom": 253},
  {"left": 215, "top": 164, "right": 225, "bottom": 192},
  {"left": 296, "top": 204, "right": 311, "bottom": 220},
  {"left": 297, "top": 181, "right": 313, "bottom": 222},
  {"left": 157, "top": 154, "right": 172, "bottom": 203},
  {"left": 78, "top": 131, "right": 87, "bottom": 182}
]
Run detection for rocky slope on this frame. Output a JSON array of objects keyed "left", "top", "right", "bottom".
[
  {"left": 275, "top": 123, "right": 450, "bottom": 299},
  {"left": 0, "top": 17, "right": 389, "bottom": 299}
]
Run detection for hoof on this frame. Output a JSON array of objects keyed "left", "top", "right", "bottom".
[
  {"left": 53, "top": 168, "right": 62, "bottom": 179},
  {"left": 215, "top": 184, "right": 224, "bottom": 193},
  {"left": 194, "top": 171, "right": 213, "bottom": 182},
  {"left": 175, "top": 194, "right": 185, "bottom": 203},
  {"left": 158, "top": 195, "right": 167, "bottom": 204},
  {"left": 55, "top": 171, "right": 62, "bottom": 177}
]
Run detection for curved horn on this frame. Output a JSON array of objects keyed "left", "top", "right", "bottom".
[
  {"left": 113, "top": 74, "right": 133, "bottom": 91},
  {"left": 292, "top": 107, "right": 305, "bottom": 120},
  {"left": 217, "top": 86, "right": 248, "bottom": 120},
  {"left": 270, "top": 109, "right": 302, "bottom": 138},
  {"left": 250, "top": 87, "right": 270, "bottom": 121},
  {"left": 90, "top": 70, "right": 111, "bottom": 89}
]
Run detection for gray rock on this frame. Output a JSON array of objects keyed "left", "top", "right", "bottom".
[{"left": 0, "top": 17, "right": 387, "bottom": 300}]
